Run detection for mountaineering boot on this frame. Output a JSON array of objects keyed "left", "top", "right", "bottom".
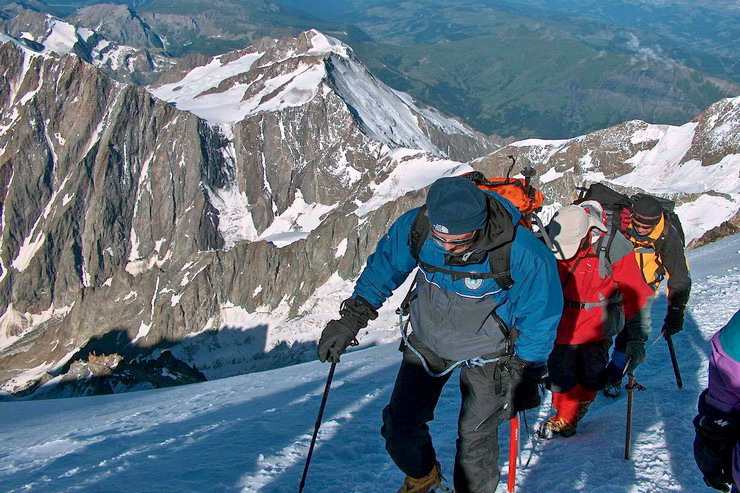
[
  {"left": 576, "top": 397, "right": 595, "bottom": 422},
  {"left": 575, "top": 386, "right": 597, "bottom": 423},
  {"left": 603, "top": 381, "right": 622, "bottom": 398},
  {"left": 603, "top": 361, "right": 624, "bottom": 398},
  {"left": 536, "top": 416, "right": 577, "bottom": 440},
  {"left": 397, "top": 462, "right": 451, "bottom": 493}
]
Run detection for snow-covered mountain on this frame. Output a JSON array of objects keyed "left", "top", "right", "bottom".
[
  {"left": 0, "top": 23, "right": 737, "bottom": 400},
  {"left": 0, "top": 6, "right": 173, "bottom": 84},
  {"left": 147, "top": 29, "right": 501, "bottom": 242},
  {"left": 0, "top": 29, "right": 496, "bottom": 398},
  {"left": 473, "top": 96, "right": 740, "bottom": 244},
  {"left": 1, "top": 234, "right": 738, "bottom": 492}
]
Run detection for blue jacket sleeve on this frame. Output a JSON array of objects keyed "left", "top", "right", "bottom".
[
  {"left": 507, "top": 232, "right": 562, "bottom": 365},
  {"left": 351, "top": 209, "right": 419, "bottom": 309}
]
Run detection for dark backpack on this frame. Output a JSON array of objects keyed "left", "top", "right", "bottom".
[
  {"left": 631, "top": 193, "right": 686, "bottom": 247},
  {"left": 574, "top": 183, "right": 633, "bottom": 278}
]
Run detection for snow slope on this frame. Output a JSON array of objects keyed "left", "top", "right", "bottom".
[{"left": 1, "top": 234, "right": 738, "bottom": 492}]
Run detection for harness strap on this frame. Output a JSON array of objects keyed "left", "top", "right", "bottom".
[
  {"left": 564, "top": 292, "right": 623, "bottom": 310},
  {"left": 395, "top": 276, "right": 515, "bottom": 378},
  {"left": 398, "top": 311, "right": 504, "bottom": 378}
]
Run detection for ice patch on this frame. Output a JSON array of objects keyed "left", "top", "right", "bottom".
[
  {"left": 540, "top": 167, "right": 565, "bottom": 184},
  {"left": 258, "top": 190, "right": 337, "bottom": 248},
  {"left": 335, "top": 238, "right": 348, "bottom": 258}
]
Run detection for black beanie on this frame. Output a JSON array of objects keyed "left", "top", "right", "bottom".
[
  {"left": 427, "top": 177, "right": 488, "bottom": 234},
  {"left": 632, "top": 195, "right": 663, "bottom": 225}
]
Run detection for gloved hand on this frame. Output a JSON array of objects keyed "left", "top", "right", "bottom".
[
  {"left": 693, "top": 390, "right": 737, "bottom": 492},
  {"left": 662, "top": 305, "right": 685, "bottom": 336},
  {"left": 624, "top": 340, "right": 646, "bottom": 373},
  {"left": 317, "top": 297, "right": 378, "bottom": 363},
  {"left": 506, "top": 355, "right": 547, "bottom": 419}
]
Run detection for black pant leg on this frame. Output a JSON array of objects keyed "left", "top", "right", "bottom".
[
  {"left": 577, "top": 339, "right": 611, "bottom": 391},
  {"left": 547, "top": 343, "right": 579, "bottom": 394},
  {"left": 381, "top": 337, "right": 452, "bottom": 478},
  {"left": 454, "top": 361, "right": 510, "bottom": 493}
]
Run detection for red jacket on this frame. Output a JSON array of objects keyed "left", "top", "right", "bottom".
[{"left": 556, "top": 232, "right": 653, "bottom": 344}]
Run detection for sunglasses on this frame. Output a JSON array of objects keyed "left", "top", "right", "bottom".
[
  {"left": 631, "top": 217, "right": 658, "bottom": 230},
  {"left": 431, "top": 231, "right": 478, "bottom": 248}
]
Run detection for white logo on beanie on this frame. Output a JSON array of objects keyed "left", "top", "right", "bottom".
[{"left": 432, "top": 224, "right": 449, "bottom": 234}]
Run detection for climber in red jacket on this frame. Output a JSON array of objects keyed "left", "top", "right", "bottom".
[{"left": 537, "top": 202, "right": 654, "bottom": 439}]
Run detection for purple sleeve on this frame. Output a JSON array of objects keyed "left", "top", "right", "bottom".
[
  {"left": 705, "top": 331, "right": 740, "bottom": 415},
  {"left": 707, "top": 332, "right": 740, "bottom": 413}
]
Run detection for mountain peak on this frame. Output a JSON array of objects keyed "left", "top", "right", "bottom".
[{"left": 148, "top": 29, "right": 493, "bottom": 158}]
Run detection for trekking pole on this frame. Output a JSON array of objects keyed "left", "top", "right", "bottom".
[
  {"left": 624, "top": 373, "right": 646, "bottom": 460},
  {"left": 665, "top": 334, "right": 683, "bottom": 389},
  {"left": 508, "top": 413, "right": 520, "bottom": 493},
  {"left": 299, "top": 362, "right": 337, "bottom": 493}
]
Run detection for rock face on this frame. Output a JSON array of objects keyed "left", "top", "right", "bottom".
[
  {"left": 0, "top": 38, "right": 235, "bottom": 395},
  {"left": 70, "top": 4, "right": 165, "bottom": 51},
  {"left": 147, "top": 31, "right": 501, "bottom": 236},
  {"left": 0, "top": 28, "right": 737, "bottom": 400},
  {"left": 0, "top": 31, "right": 495, "bottom": 398}
]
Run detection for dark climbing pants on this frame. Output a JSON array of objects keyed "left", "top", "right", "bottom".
[
  {"left": 547, "top": 340, "right": 611, "bottom": 393},
  {"left": 381, "top": 335, "right": 512, "bottom": 493}
]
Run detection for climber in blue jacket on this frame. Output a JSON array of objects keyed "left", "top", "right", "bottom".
[{"left": 317, "top": 176, "right": 562, "bottom": 493}]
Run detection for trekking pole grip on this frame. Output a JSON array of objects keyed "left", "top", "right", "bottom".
[{"left": 299, "top": 362, "right": 337, "bottom": 493}]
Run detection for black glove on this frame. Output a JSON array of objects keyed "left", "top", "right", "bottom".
[
  {"left": 624, "top": 340, "right": 646, "bottom": 373},
  {"left": 506, "top": 355, "right": 547, "bottom": 419},
  {"left": 317, "top": 297, "right": 378, "bottom": 363},
  {"left": 693, "top": 389, "right": 738, "bottom": 492},
  {"left": 663, "top": 305, "right": 685, "bottom": 336}
]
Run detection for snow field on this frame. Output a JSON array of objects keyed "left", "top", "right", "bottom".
[{"left": 1, "top": 235, "right": 738, "bottom": 492}]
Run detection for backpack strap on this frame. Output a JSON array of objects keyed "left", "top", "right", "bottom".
[
  {"left": 531, "top": 211, "right": 555, "bottom": 252},
  {"left": 560, "top": 256, "right": 585, "bottom": 289},
  {"left": 410, "top": 204, "right": 431, "bottom": 261},
  {"left": 595, "top": 222, "right": 613, "bottom": 280}
]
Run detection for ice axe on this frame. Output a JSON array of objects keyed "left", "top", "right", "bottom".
[
  {"left": 508, "top": 414, "right": 520, "bottom": 492},
  {"left": 665, "top": 334, "right": 683, "bottom": 389}
]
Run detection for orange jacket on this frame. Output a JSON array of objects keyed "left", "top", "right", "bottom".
[{"left": 627, "top": 214, "right": 691, "bottom": 308}]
